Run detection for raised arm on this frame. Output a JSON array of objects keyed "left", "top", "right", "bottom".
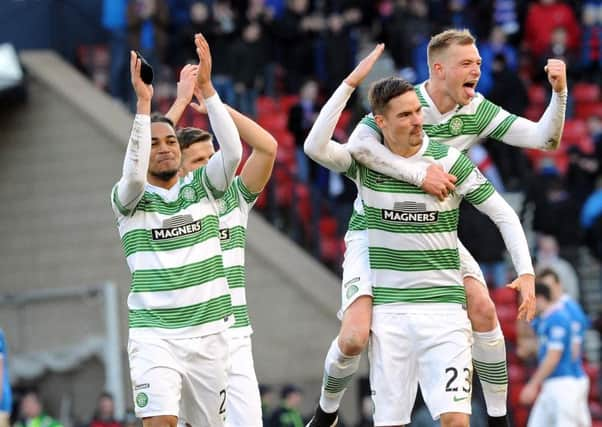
[
  {"left": 112, "top": 51, "right": 153, "bottom": 216},
  {"left": 165, "top": 64, "right": 198, "bottom": 125},
  {"left": 191, "top": 93, "right": 277, "bottom": 193},
  {"left": 457, "top": 158, "right": 535, "bottom": 320},
  {"left": 304, "top": 44, "right": 384, "bottom": 173},
  {"left": 486, "top": 59, "right": 567, "bottom": 151},
  {"left": 194, "top": 34, "right": 242, "bottom": 195}
]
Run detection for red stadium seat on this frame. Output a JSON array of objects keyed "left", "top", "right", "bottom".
[
  {"left": 573, "top": 83, "right": 600, "bottom": 103},
  {"left": 563, "top": 119, "right": 588, "bottom": 142},
  {"left": 575, "top": 102, "right": 602, "bottom": 120},
  {"left": 258, "top": 111, "right": 288, "bottom": 132},
  {"left": 295, "top": 183, "right": 312, "bottom": 224},
  {"left": 320, "top": 236, "right": 343, "bottom": 264},
  {"left": 257, "top": 96, "right": 278, "bottom": 115},
  {"left": 528, "top": 84, "right": 546, "bottom": 105},
  {"left": 279, "top": 95, "right": 300, "bottom": 113},
  {"left": 491, "top": 287, "right": 517, "bottom": 306},
  {"left": 524, "top": 104, "right": 545, "bottom": 121},
  {"left": 319, "top": 216, "right": 339, "bottom": 238}
]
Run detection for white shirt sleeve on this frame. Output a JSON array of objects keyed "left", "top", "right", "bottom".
[
  {"left": 303, "top": 82, "right": 354, "bottom": 173},
  {"left": 471, "top": 191, "right": 535, "bottom": 276},
  {"left": 346, "top": 120, "right": 427, "bottom": 187},
  {"left": 204, "top": 93, "right": 243, "bottom": 195},
  {"left": 112, "top": 114, "right": 151, "bottom": 216},
  {"left": 486, "top": 90, "right": 567, "bottom": 151}
]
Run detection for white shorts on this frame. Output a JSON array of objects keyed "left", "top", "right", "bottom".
[
  {"left": 368, "top": 305, "right": 473, "bottom": 426},
  {"left": 577, "top": 376, "right": 592, "bottom": 427},
  {"left": 527, "top": 376, "right": 582, "bottom": 427},
  {"left": 225, "top": 334, "right": 262, "bottom": 427},
  {"left": 457, "top": 240, "right": 486, "bottom": 286},
  {"left": 338, "top": 233, "right": 487, "bottom": 319},
  {"left": 338, "top": 230, "right": 373, "bottom": 319},
  {"left": 128, "top": 331, "right": 229, "bottom": 426}
]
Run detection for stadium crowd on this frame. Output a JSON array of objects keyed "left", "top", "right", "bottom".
[{"left": 12, "top": 0, "right": 601, "bottom": 426}]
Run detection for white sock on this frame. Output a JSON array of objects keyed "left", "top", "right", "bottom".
[
  {"left": 318, "top": 338, "right": 361, "bottom": 414},
  {"left": 472, "top": 325, "right": 508, "bottom": 417}
]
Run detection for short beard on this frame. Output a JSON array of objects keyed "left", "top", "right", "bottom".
[{"left": 150, "top": 169, "right": 178, "bottom": 182}]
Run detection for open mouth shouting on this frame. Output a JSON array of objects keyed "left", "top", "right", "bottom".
[{"left": 463, "top": 81, "right": 477, "bottom": 99}]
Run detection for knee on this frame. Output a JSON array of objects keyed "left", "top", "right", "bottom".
[
  {"left": 467, "top": 291, "right": 498, "bottom": 331},
  {"left": 440, "top": 414, "right": 469, "bottom": 427},
  {"left": 338, "top": 328, "right": 369, "bottom": 356},
  {"left": 142, "top": 416, "right": 177, "bottom": 427}
]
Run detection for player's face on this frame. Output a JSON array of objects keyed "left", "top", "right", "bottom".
[
  {"left": 149, "top": 122, "right": 181, "bottom": 180},
  {"left": 441, "top": 43, "right": 481, "bottom": 106},
  {"left": 378, "top": 91, "right": 424, "bottom": 149},
  {"left": 181, "top": 141, "right": 215, "bottom": 174}
]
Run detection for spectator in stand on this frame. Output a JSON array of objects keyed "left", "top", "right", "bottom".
[
  {"left": 480, "top": 26, "right": 518, "bottom": 72},
  {"left": 244, "top": 0, "right": 278, "bottom": 97},
  {"left": 269, "top": 385, "right": 304, "bottom": 427},
  {"left": 535, "top": 234, "right": 580, "bottom": 301},
  {"left": 522, "top": 167, "right": 582, "bottom": 266},
  {"left": 486, "top": 53, "right": 530, "bottom": 190},
  {"left": 383, "top": 0, "right": 432, "bottom": 81},
  {"left": 535, "top": 26, "right": 580, "bottom": 87},
  {"left": 173, "top": 2, "right": 213, "bottom": 65},
  {"left": 88, "top": 393, "right": 122, "bottom": 427},
  {"left": 14, "top": 392, "right": 63, "bottom": 427},
  {"left": 524, "top": 0, "right": 580, "bottom": 59},
  {"left": 581, "top": 176, "right": 602, "bottom": 262},
  {"left": 102, "top": 0, "right": 130, "bottom": 104},
  {"left": 208, "top": 0, "right": 239, "bottom": 106},
  {"left": 580, "top": 1, "right": 602, "bottom": 83},
  {"left": 287, "top": 79, "right": 320, "bottom": 183},
  {"left": 492, "top": 0, "right": 520, "bottom": 39},
  {"left": 322, "top": 13, "right": 354, "bottom": 94},
  {"left": 231, "top": 22, "right": 267, "bottom": 118},
  {"left": 272, "top": 0, "right": 322, "bottom": 93},
  {"left": 567, "top": 145, "right": 598, "bottom": 207},
  {"left": 126, "top": 0, "right": 170, "bottom": 70}
]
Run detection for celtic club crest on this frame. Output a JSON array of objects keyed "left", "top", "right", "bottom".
[{"left": 449, "top": 117, "right": 463, "bottom": 136}]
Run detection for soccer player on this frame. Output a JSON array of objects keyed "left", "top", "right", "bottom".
[
  {"left": 0, "top": 329, "right": 11, "bottom": 427},
  {"left": 110, "top": 34, "right": 242, "bottom": 427},
  {"left": 519, "top": 283, "right": 583, "bottom": 427},
  {"left": 165, "top": 71, "right": 277, "bottom": 427},
  {"left": 310, "top": 29, "right": 564, "bottom": 426},
  {"left": 304, "top": 60, "right": 535, "bottom": 426},
  {"left": 537, "top": 268, "right": 592, "bottom": 427}
]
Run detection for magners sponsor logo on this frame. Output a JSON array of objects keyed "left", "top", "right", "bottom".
[
  {"left": 152, "top": 214, "right": 202, "bottom": 240},
  {"left": 381, "top": 209, "right": 438, "bottom": 223},
  {"left": 152, "top": 221, "right": 202, "bottom": 240},
  {"left": 381, "top": 201, "right": 438, "bottom": 223}
]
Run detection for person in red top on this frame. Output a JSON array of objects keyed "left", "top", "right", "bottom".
[
  {"left": 88, "top": 393, "right": 123, "bottom": 427},
  {"left": 524, "top": 0, "right": 580, "bottom": 57}
]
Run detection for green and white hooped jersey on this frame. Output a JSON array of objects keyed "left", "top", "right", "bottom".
[
  {"left": 345, "top": 139, "right": 495, "bottom": 308},
  {"left": 360, "top": 82, "right": 518, "bottom": 153},
  {"left": 217, "top": 176, "right": 259, "bottom": 338},
  {"left": 111, "top": 167, "right": 233, "bottom": 339}
]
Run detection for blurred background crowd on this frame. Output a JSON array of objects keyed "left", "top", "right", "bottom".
[{"left": 1, "top": 0, "right": 602, "bottom": 426}]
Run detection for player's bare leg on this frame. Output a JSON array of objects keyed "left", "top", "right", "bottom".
[
  {"left": 306, "top": 296, "right": 372, "bottom": 427},
  {"left": 465, "top": 277, "right": 509, "bottom": 427}
]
